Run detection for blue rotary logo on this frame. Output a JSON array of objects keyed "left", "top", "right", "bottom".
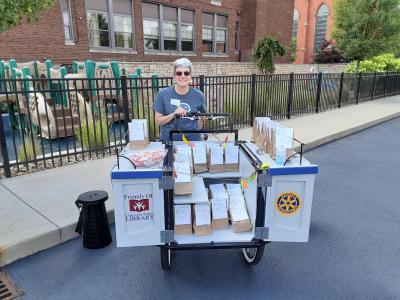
[{"left": 275, "top": 192, "right": 302, "bottom": 216}]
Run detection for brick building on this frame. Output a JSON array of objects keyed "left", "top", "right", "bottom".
[
  {"left": 0, "top": 0, "right": 294, "bottom": 65},
  {"left": 292, "top": 0, "right": 334, "bottom": 64}
]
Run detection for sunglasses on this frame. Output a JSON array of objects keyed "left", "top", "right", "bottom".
[{"left": 175, "top": 71, "right": 191, "bottom": 77}]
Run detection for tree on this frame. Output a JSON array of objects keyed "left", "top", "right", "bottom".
[
  {"left": 332, "top": 0, "right": 400, "bottom": 62},
  {"left": 0, "top": 0, "right": 54, "bottom": 32},
  {"left": 313, "top": 40, "right": 346, "bottom": 63},
  {"left": 251, "top": 35, "right": 286, "bottom": 74}
]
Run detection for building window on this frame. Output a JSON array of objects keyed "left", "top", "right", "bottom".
[
  {"left": 216, "top": 15, "right": 227, "bottom": 53},
  {"left": 292, "top": 9, "right": 299, "bottom": 38},
  {"left": 142, "top": 2, "right": 160, "bottom": 50},
  {"left": 202, "top": 13, "right": 227, "bottom": 54},
  {"left": 162, "top": 6, "right": 178, "bottom": 51},
  {"left": 181, "top": 9, "right": 194, "bottom": 52},
  {"left": 234, "top": 21, "right": 240, "bottom": 53},
  {"left": 86, "top": 0, "right": 134, "bottom": 49},
  {"left": 113, "top": 0, "right": 134, "bottom": 49},
  {"left": 142, "top": 2, "right": 194, "bottom": 53},
  {"left": 61, "top": 0, "right": 73, "bottom": 42},
  {"left": 314, "top": 4, "right": 328, "bottom": 53}
]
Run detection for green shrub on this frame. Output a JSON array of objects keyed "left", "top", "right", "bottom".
[
  {"left": 18, "top": 135, "right": 40, "bottom": 161},
  {"left": 77, "top": 110, "right": 110, "bottom": 150},
  {"left": 346, "top": 53, "right": 400, "bottom": 72},
  {"left": 251, "top": 35, "right": 286, "bottom": 74}
]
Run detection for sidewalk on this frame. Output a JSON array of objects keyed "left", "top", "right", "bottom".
[{"left": 1, "top": 96, "right": 400, "bottom": 266}]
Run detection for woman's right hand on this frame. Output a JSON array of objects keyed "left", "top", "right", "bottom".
[{"left": 174, "top": 106, "right": 187, "bottom": 117}]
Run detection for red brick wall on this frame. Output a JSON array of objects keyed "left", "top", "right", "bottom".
[
  {"left": 294, "top": 0, "right": 334, "bottom": 64},
  {"left": 0, "top": 0, "right": 293, "bottom": 64}
]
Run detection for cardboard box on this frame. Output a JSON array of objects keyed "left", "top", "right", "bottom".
[
  {"left": 129, "top": 139, "right": 149, "bottom": 150},
  {"left": 174, "top": 182, "right": 193, "bottom": 195},
  {"left": 193, "top": 203, "right": 212, "bottom": 236},
  {"left": 174, "top": 205, "right": 192, "bottom": 235},
  {"left": 232, "top": 219, "right": 252, "bottom": 233}
]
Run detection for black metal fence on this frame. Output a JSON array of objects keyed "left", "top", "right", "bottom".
[{"left": 0, "top": 71, "right": 399, "bottom": 178}]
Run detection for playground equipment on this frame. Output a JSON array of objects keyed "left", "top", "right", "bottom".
[
  {"left": 1, "top": 59, "right": 90, "bottom": 139},
  {"left": 1, "top": 58, "right": 151, "bottom": 139}
]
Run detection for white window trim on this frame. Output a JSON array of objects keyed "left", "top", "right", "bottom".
[{"left": 87, "top": 0, "right": 136, "bottom": 51}]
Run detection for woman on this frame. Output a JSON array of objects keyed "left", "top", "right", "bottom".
[{"left": 154, "top": 58, "right": 207, "bottom": 143}]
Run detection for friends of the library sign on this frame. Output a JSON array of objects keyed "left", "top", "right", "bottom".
[
  {"left": 124, "top": 193, "right": 154, "bottom": 222},
  {"left": 275, "top": 192, "right": 302, "bottom": 216}
]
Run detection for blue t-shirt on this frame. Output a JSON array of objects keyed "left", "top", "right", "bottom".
[{"left": 154, "top": 86, "right": 207, "bottom": 142}]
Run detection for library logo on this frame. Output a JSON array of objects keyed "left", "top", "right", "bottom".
[
  {"left": 129, "top": 199, "right": 150, "bottom": 212},
  {"left": 275, "top": 192, "right": 302, "bottom": 216}
]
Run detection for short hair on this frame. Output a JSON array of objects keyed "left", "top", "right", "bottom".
[{"left": 173, "top": 58, "right": 192, "bottom": 72}]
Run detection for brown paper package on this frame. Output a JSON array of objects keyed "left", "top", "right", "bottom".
[
  {"left": 193, "top": 205, "right": 212, "bottom": 236},
  {"left": 129, "top": 138, "right": 149, "bottom": 150}
]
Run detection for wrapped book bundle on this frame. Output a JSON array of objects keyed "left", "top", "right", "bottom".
[
  {"left": 193, "top": 203, "right": 212, "bottom": 236},
  {"left": 174, "top": 204, "right": 192, "bottom": 235},
  {"left": 128, "top": 119, "right": 149, "bottom": 149},
  {"left": 226, "top": 184, "right": 252, "bottom": 233},
  {"left": 253, "top": 117, "right": 294, "bottom": 165},
  {"left": 209, "top": 184, "right": 229, "bottom": 230},
  {"left": 192, "top": 143, "right": 208, "bottom": 173},
  {"left": 208, "top": 143, "right": 224, "bottom": 173},
  {"left": 224, "top": 142, "right": 239, "bottom": 172}
]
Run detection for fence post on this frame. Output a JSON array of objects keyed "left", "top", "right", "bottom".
[
  {"left": 287, "top": 72, "right": 294, "bottom": 119},
  {"left": 371, "top": 72, "right": 377, "bottom": 100},
  {"left": 0, "top": 112, "right": 11, "bottom": 178},
  {"left": 384, "top": 71, "right": 389, "bottom": 97},
  {"left": 338, "top": 72, "right": 344, "bottom": 108},
  {"left": 395, "top": 71, "right": 400, "bottom": 95},
  {"left": 356, "top": 72, "right": 362, "bottom": 104},
  {"left": 199, "top": 74, "right": 205, "bottom": 93},
  {"left": 250, "top": 74, "right": 257, "bottom": 126},
  {"left": 120, "top": 75, "right": 130, "bottom": 144},
  {"left": 315, "top": 72, "right": 323, "bottom": 113}
]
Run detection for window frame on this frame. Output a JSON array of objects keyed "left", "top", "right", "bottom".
[
  {"left": 60, "top": 0, "right": 74, "bottom": 44},
  {"left": 202, "top": 12, "right": 228, "bottom": 55},
  {"left": 313, "top": 4, "right": 328, "bottom": 53},
  {"left": 86, "top": 0, "right": 136, "bottom": 51},
  {"left": 142, "top": 2, "right": 195, "bottom": 54}
]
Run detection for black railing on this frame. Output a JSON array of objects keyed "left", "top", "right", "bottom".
[{"left": 0, "top": 71, "right": 399, "bottom": 178}]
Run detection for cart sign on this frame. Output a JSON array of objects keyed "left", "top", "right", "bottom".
[
  {"left": 129, "top": 199, "right": 150, "bottom": 212},
  {"left": 122, "top": 184, "right": 156, "bottom": 227},
  {"left": 274, "top": 192, "right": 302, "bottom": 216}
]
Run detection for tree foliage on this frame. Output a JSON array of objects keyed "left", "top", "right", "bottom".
[
  {"left": 251, "top": 35, "right": 286, "bottom": 74},
  {"left": 313, "top": 40, "right": 346, "bottom": 64},
  {"left": 332, "top": 0, "right": 400, "bottom": 62},
  {"left": 0, "top": 0, "right": 54, "bottom": 32}
]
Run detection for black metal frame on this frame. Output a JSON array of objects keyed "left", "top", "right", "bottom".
[{"left": 160, "top": 115, "right": 268, "bottom": 251}]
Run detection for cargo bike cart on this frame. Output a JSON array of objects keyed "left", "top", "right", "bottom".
[{"left": 110, "top": 113, "right": 318, "bottom": 270}]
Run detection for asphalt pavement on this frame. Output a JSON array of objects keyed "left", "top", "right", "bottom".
[{"left": 4, "top": 116, "right": 400, "bottom": 299}]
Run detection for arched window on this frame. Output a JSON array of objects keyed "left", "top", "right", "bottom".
[
  {"left": 314, "top": 4, "right": 328, "bottom": 53},
  {"left": 292, "top": 9, "right": 299, "bottom": 38}
]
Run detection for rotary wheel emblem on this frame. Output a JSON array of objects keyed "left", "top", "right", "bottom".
[{"left": 275, "top": 192, "right": 302, "bottom": 216}]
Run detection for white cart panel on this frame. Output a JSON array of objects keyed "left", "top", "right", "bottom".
[
  {"left": 266, "top": 174, "right": 316, "bottom": 242},
  {"left": 112, "top": 178, "right": 164, "bottom": 247}
]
